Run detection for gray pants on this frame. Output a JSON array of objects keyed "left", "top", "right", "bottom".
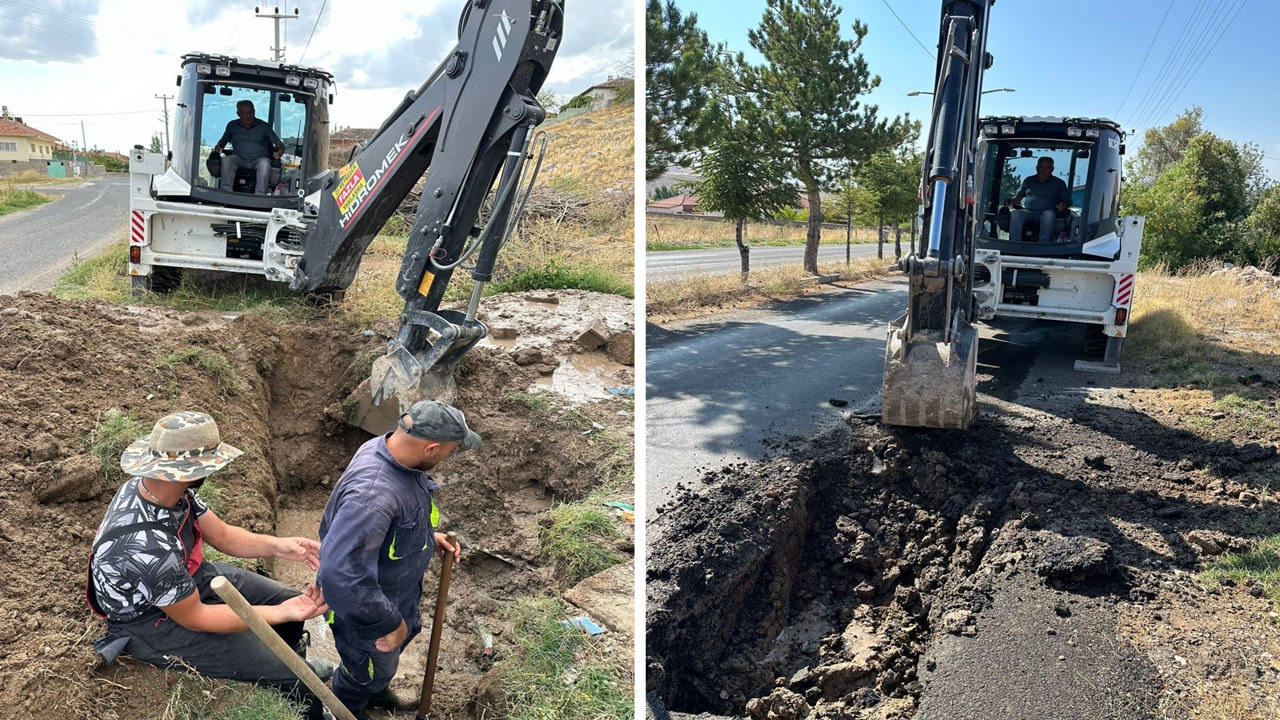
[
  {"left": 220, "top": 154, "right": 271, "bottom": 194},
  {"left": 108, "top": 562, "right": 322, "bottom": 719},
  {"left": 1010, "top": 208, "right": 1057, "bottom": 243}
]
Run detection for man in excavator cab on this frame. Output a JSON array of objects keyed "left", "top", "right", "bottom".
[
  {"left": 1005, "top": 155, "right": 1071, "bottom": 243},
  {"left": 211, "top": 100, "right": 285, "bottom": 194}
]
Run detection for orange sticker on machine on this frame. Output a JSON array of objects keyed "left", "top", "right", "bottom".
[{"left": 333, "top": 163, "right": 367, "bottom": 215}]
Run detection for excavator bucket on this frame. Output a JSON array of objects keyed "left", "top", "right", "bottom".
[
  {"left": 881, "top": 313, "right": 979, "bottom": 429},
  {"left": 346, "top": 310, "right": 485, "bottom": 435}
]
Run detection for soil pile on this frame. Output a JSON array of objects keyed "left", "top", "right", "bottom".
[
  {"left": 0, "top": 289, "right": 632, "bottom": 719},
  {"left": 647, "top": 387, "right": 1279, "bottom": 719}
]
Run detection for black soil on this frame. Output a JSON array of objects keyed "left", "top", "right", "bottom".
[{"left": 646, "top": 390, "right": 1280, "bottom": 720}]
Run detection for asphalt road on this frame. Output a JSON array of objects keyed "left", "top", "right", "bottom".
[
  {"left": 0, "top": 176, "right": 129, "bottom": 294},
  {"left": 646, "top": 242, "right": 887, "bottom": 277},
  {"left": 645, "top": 277, "right": 908, "bottom": 517}
]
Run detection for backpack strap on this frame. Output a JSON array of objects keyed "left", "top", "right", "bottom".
[{"left": 92, "top": 521, "right": 173, "bottom": 552}]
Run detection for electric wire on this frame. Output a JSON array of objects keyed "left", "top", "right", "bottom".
[
  {"left": 880, "top": 0, "right": 934, "bottom": 61},
  {"left": 1139, "top": 0, "right": 1247, "bottom": 132},
  {"left": 1114, "top": 0, "right": 1176, "bottom": 117},
  {"left": 1133, "top": 0, "right": 1236, "bottom": 130},
  {"left": 0, "top": 0, "right": 112, "bottom": 30},
  {"left": 1126, "top": 0, "right": 1214, "bottom": 128},
  {"left": 0, "top": 13, "right": 169, "bottom": 55},
  {"left": 298, "top": 0, "right": 329, "bottom": 63}
]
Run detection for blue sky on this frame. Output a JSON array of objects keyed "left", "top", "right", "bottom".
[{"left": 679, "top": 0, "right": 1278, "bottom": 179}]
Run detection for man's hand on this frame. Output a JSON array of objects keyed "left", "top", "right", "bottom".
[
  {"left": 275, "top": 536, "right": 321, "bottom": 570},
  {"left": 280, "top": 584, "right": 329, "bottom": 622},
  {"left": 1056, "top": 201, "right": 1068, "bottom": 211},
  {"left": 376, "top": 619, "right": 408, "bottom": 652},
  {"left": 435, "top": 532, "right": 461, "bottom": 565}
]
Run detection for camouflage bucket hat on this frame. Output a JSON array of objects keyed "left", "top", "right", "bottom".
[{"left": 119, "top": 411, "right": 243, "bottom": 483}]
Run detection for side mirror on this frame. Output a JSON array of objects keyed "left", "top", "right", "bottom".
[
  {"left": 1119, "top": 143, "right": 1126, "bottom": 156},
  {"left": 329, "top": 94, "right": 335, "bottom": 105},
  {"left": 1076, "top": 149, "right": 1090, "bottom": 158},
  {"left": 176, "top": 75, "right": 182, "bottom": 87}
]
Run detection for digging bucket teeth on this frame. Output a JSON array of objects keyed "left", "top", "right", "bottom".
[
  {"left": 881, "top": 313, "right": 979, "bottom": 429},
  {"left": 349, "top": 309, "right": 486, "bottom": 435}
]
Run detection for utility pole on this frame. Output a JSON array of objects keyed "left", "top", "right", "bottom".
[
  {"left": 155, "top": 94, "right": 173, "bottom": 155},
  {"left": 255, "top": 6, "right": 300, "bottom": 62},
  {"left": 80, "top": 120, "right": 88, "bottom": 155}
]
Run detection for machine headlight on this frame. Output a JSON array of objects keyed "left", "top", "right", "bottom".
[
  {"left": 196, "top": 63, "right": 212, "bottom": 74},
  {"left": 1067, "top": 126, "right": 1083, "bottom": 138},
  {"left": 982, "top": 124, "right": 998, "bottom": 137},
  {"left": 285, "top": 75, "right": 301, "bottom": 86},
  {"left": 1085, "top": 127, "right": 1101, "bottom": 138},
  {"left": 1000, "top": 124, "right": 1015, "bottom": 135},
  {"left": 302, "top": 77, "right": 318, "bottom": 89},
  {"left": 214, "top": 65, "right": 232, "bottom": 77}
]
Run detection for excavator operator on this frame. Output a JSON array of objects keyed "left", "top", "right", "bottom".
[
  {"left": 212, "top": 100, "right": 285, "bottom": 195},
  {"left": 1005, "top": 156, "right": 1071, "bottom": 242}
]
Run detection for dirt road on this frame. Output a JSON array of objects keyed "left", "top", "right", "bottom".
[{"left": 0, "top": 176, "right": 128, "bottom": 294}]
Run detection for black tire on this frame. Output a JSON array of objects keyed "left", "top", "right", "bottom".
[
  {"left": 1083, "top": 323, "right": 1107, "bottom": 356},
  {"left": 148, "top": 266, "right": 183, "bottom": 295}
]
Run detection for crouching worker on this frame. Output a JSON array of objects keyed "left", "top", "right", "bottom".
[
  {"left": 317, "top": 400, "right": 471, "bottom": 719},
  {"left": 87, "top": 411, "right": 332, "bottom": 720}
]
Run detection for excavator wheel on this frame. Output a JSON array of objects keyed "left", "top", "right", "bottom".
[{"left": 1083, "top": 323, "right": 1107, "bottom": 356}]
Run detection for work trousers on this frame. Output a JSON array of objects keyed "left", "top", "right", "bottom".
[
  {"left": 1010, "top": 208, "right": 1057, "bottom": 243},
  {"left": 108, "top": 562, "right": 323, "bottom": 720},
  {"left": 331, "top": 618, "right": 422, "bottom": 712},
  {"left": 220, "top": 154, "right": 272, "bottom": 194}
]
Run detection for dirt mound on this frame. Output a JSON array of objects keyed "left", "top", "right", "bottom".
[
  {"left": 0, "top": 289, "right": 632, "bottom": 719},
  {"left": 648, "top": 389, "right": 1280, "bottom": 719}
]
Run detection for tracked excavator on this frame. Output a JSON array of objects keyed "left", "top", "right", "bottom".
[
  {"left": 126, "top": 0, "right": 564, "bottom": 430},
  {"left": 881, "top": 0, "right": 1143, "bottom": 429}
]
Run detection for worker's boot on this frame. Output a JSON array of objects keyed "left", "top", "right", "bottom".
[
  {"left": 291, "top": 630, "right": 336, "bottom": 683},
  {"left": 367, "top": 685, "right": 416, "bottom": 710}
]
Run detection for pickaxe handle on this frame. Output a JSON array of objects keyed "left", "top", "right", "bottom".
[{"left": 416, "top": 531, "right": 458, "bottom": 719}]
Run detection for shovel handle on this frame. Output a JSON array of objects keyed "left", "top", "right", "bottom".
[
  {"left": 417, "top": 531, "right": 457, "bottom": 719},
  {"left": 210, "top": 576, "right": 358, "bottom": 720}
]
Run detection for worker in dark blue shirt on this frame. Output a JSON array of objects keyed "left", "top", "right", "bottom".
[{"left": 317, "top": 400, "right": 475, "bottom": 718}]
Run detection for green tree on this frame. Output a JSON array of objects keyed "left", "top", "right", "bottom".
[
  {"left": 536, "top": 89, "right": 560, "bottom": 113},
  {"left": 1128, "top": 107, "right": 1203, "bottom": 186},
  {"left": 859, "top": 147, "right": 921, "bottom": 260},
  {"left": 691, "top": 127, "right": 799, "bottom": 279},
  {"left": 737, "top": 0, "right": 909, "bottom": 274},
  {"left": 148, "top": 134, "right": 163, "bottom": 154},
  {"left": 646, "top": 0, "right": 720, "bottom": 180}
]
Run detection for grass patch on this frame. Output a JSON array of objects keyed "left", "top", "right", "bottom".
[
  {"left": 646, "top": 215, "right": 886, "bottom": 251},
  {"left": 505, "top": 391, "right": 552, "bottom": 412},
  {"left": 163, "top": 676, "right": 301, "bottom": 720},
  {"left": 541, "top": 489, "right": 625, "bottom": 584},
  {"left": 1199, "top": 536, "right": 1280, "bottom": 607},
  {"left": 501, "top": 596, "right": 631, "bottom": 720},
  {"left": 85, "top": 409, "right": 149, "bottom": 485},
  {"left": 0, "top": 187, "right": 52, "bottom": 215},
  {"left": 491, "top": 261, "right": 632, "bottom": 297},
  {"left": 647, "top": 256, "right": 887, "bottom": 322},
  {"left": 156, "top": 347, "right": 239, "bottom": 393}
]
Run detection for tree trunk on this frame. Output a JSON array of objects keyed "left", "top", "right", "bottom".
[
  {"left": 736, "top": 217, "right": 750, "bottom": 282},
  {"left": 877, "top": 213, "right": 884, "bottom": 260},
  {"left": 894, "top": 220, "right": 902, "bottom": 260},
  {"left": 802, "top": 186, "right": 822, "bottom": 274},
  {"left": 846, "top": 213, "right": 852, "bottom": 265}
]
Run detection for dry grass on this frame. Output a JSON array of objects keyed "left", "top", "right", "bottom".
[
  {"left": 1128, "top": 261, "right": 1280, "bottom": 387},
  {"left": 0, "top": 169, "right": 89, "bottom": 187},
  {"left": 647, "top": 216, "right": 892, "bottom": 250},
  {"left": 540, "top": 102, "right": 634, "bottom": 195},
  {"left": 646, "top": 257, "right": 887, "bottom": 322}
]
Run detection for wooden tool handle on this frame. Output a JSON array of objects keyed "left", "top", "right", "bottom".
[
  {"left": 210, "top": 575, "right": 357, "bottom": 720},
  {"left": 416, "top": 531, "right": 458, "bottom": 720}
]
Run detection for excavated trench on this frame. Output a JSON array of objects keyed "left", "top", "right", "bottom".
[
  {"left": 645, "top": 403, "right": 1197, "bottom": 720},
  {"left": 0, "top": 291, "right": 632, "bottom": 720}
]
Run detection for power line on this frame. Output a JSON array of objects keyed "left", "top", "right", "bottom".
[
  {"left": 19, "top": 110, "right": 155, "bottom": 117},
  {"left": 1127, "top": 0, "right": 1213, "bottom": 127},
  {"left": 299, "top": 0, "right": 329, "bottom": 64},
  {"left": 1114, "top": 0, "right": 1176, "bottom": 117},
  {"left": 1134, "top": 0, "right": 1236, "bottom": 130},
  {"left": 1140, "top": 0, "right": 1247, "bottom": 132},
  {"left": 0, "top": 0, "right": 112, "bottom": 30},
  {"left": 880, "top": 0, "right": 933, "bottom": 61}
]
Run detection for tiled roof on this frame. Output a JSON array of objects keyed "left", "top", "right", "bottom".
[{"left": 0, "top": 118, "right": 59, "bottom": 142}]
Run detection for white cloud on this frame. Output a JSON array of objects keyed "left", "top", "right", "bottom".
[{"left": 0, "top": 0, "right": 632, "bottom": 151}]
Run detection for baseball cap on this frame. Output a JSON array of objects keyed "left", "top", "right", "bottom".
[{"left": 399, "top": 400, "right": 481, "bottom": 450}]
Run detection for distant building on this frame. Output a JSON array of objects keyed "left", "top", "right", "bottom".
[
  {"left": 583, "top": 78, "right": 633, "bottom": 111},
  {"left": 329, "top": 127, "right": 376, "bottom": 168},
  {"left": 647, "top": 193, "right": 702, "bottom": 215},
  {"left": 0, "top": 107, "right": 60, "bottom": 164}
]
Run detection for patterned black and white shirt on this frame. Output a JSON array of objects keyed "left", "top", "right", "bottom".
[{"left": 90, "top": 477, "right": 209, "bottom": 623}]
